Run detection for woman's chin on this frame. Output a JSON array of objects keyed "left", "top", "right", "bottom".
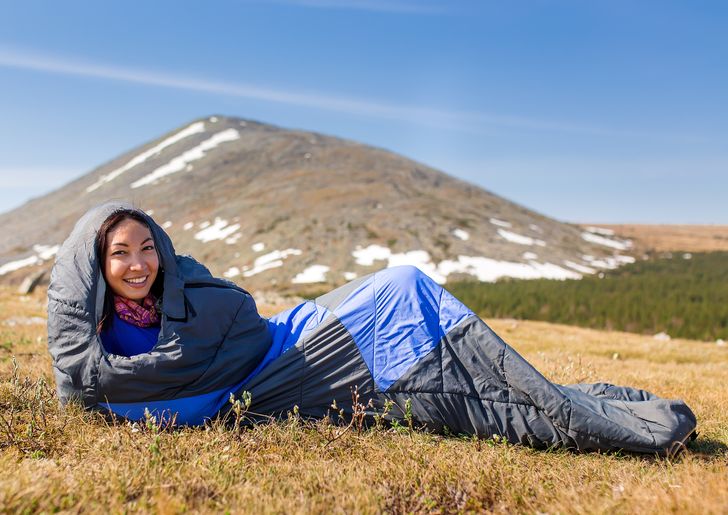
[{"left": 119, "top": 286, "right": 151, "bottom": 301}]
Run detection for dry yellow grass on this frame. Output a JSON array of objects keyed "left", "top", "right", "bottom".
[
  {"left": 590, "top": 224, "right": 728, "bottom": 253},
  {"left": 1, "top": 286, "right": 726, "bottom": 514}
]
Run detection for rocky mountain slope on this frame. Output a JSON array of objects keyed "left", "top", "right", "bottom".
[{"left": 0, "top": 115, "right": 634, "bottom": 292}]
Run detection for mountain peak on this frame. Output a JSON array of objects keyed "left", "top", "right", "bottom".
[{"left": 0, "top": 116, "right": 634, "bottom": 290}]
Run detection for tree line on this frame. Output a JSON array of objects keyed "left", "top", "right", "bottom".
[{"left": 447, "top": 252, "right": 728, "bottom": 342}]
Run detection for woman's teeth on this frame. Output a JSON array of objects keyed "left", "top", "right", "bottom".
[{"left": 124, "top": 276, "right": 147, "bottom": 284}]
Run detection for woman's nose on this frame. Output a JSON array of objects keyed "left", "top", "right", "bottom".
[{"left": 128, "top": 255, "right": 147, "bottom": 271}]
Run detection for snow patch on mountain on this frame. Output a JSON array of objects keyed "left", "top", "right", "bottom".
[
  {"left": 489, "top": 218, "right": 512, "bottom": 228},
  {"left": 223, "top": 267, "right": 240, "bottom": 278},
  {"left": 498, "top": 229, "right": 546, "bottom": 246},
  {"left": 351, "top": 245, "right": 581, "bottom": 284},
  {"left": 564, "top": 260, "right": 597, "bottom": 274},
  {"left": 438, "top": 256, "right": 580, "bottom": 283},
  {"left": 582, "top": 254, "right": 635, "bottom": 269},
  {"left": 0, "top": 256, "right": 40, "bottom": 276},
  {"left": 352, "top": 245, "right": 392, "bottom": 266},
  {"left": 585, "top": 226, "right": 615, "bottom": 236},
  {"left": 0, "top": 244, "right": 59, "bottom": 276},
  {"left": 194, "top": 218, "right": 241, "bottom": 243},
  {"left": 225, "top": 233, "right": 242, "bottom": 245},
  {"left": 241, "top": 249, "right": 302, "bottom": 278},
  {"left": 86, "top": 122, "right": 205, "bottom": 192},
  {"left": 131, "top": 128, "right": 240, "bottom": 188},
  {"left": 452, "top": 228, "right": 470, "bottom": 241},
  {"left": 581, "top": 230, "right": 632, "bottom": 251},
  {"left": 33, "top": 244, "right": 59, "bottom": 260},
  {"left": 292, "top": 265, "right": 330, "bottom": 284}
]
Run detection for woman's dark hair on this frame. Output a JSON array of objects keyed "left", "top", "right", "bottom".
[{"left": 95, "top": 209, "right": 164, "bottom": 334}]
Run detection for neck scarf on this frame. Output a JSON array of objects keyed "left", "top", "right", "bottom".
[{"left": 114, "top": 294, "right": 160, "bottom": 328}]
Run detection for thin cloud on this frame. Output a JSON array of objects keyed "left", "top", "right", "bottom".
[
  {"left": 0, "top": 46, "right": 622, "bottom": 136},
  {"left": 0, "top": 167, "right": 83, "bottom": 187},
  {"left": 257, "top": 0, "right": 447, "bottom": 15}
]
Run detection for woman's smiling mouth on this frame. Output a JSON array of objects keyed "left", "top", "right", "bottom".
[{"left": 124, "top": 276, "right": 148, "bottom": 286}]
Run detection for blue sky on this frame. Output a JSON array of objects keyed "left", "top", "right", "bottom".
[{"left": 0, "top": 0, "right": 726, "bottom": 223}]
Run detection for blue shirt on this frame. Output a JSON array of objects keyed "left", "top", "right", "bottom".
[{"left": 101, "top": 312, "right": 161, "bottom": 357}]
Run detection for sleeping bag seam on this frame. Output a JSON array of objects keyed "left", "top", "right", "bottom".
[
  {"left": 438, "top": 288, "right": 444, "bottom": 389},
  {"left": 618, "top": 399, "right": 657, "bottom": 445},
  {"left": 372, "top": 272, "right": 378, "bottom": 392},
  {"left": 299, "top": 335, "right": 305, "bottom": 410},
  {"left": 384, "top": 387, "right": 537, "bottom": 408}
]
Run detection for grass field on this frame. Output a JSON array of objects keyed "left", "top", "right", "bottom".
[{"left": 1, "top": 286, "right": 726, "bottom": 513}]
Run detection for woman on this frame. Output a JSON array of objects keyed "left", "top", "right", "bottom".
[{"left": 48, "top": 202, "right": 696, "bottom": 455}]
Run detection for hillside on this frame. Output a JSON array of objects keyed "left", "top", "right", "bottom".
[
  {"left": 0, "top": 115, "right": 633, "bottom": 291},
  {"left": 0, "top": 286, "right": 725, "bottom": 513},
  {"left": 584, "top": 224, "right": 728, "bottom": 253}
]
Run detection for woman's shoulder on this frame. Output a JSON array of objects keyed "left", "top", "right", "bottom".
[
  {"left": 176, "top": 255, "right": 213, "bottom": 281},
  {"left": 176, "top": 254, "right": 254, "bottom": 300}
]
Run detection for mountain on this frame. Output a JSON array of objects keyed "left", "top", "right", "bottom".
[{"left": 0, "top": 115, "right": 634, "bottom": 292}]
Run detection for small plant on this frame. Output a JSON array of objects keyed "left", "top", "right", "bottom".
[
  {"left": 318, "top": 386, "right": 372, "bottom": 447},
  {"left": 351, "top": 385, "right": 367, "bottom": 436},
  {"left": 373, "top": 399, "right": 394, "bottom": 430},
  {"left": 140, "top": 407, "right": 176, "bottom": 461},
  {"left": 330, "top": 399, "right": 345, "bottom": 421},
  {"left": 144, "top": 407, "right": 162, "bottom": 458},
  {"left": 228, "top": 390, "right": 253, "bottom": 433},
  {"left": 286, "top": 404, "right": 301, "bottom": 425},
  {"left": 484, "top": 434, "right": 506, "bottom": 448},
  {"left": 404, "top": 398, "right": 413, "bottom": 433}
]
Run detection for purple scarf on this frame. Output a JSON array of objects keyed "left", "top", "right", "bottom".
[{"left": 114, "top": 294, "right": 160, "bottom": 328}]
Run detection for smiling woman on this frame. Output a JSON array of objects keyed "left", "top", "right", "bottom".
[{"left": 95, "top": 210, "right": 163, "bottom": 356}]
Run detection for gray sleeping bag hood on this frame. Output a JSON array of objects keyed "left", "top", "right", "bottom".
[{"left": 47, "top": 202, "right": 271, "bottom": 423}]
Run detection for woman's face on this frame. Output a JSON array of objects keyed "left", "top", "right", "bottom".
[{"left": 104, "top": 218, "right": 159, "bottom": 303}]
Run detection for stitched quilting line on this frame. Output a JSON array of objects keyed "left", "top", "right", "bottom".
[
  {"left": 372, "top": 272, "right": 378, "bottom": 390},
  {"left": 619, "top": 399, "right": 657, "bottom": 446},
  {"left": 438, "top": 289, "right": 444, "bottom": 390}
]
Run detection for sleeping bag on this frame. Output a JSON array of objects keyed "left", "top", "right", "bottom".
[{"left": 47, "top": 202, "right": 697, "bottom": 455}]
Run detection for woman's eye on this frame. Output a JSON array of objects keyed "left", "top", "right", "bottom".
[
  {"left": 143, "top": 245, "right": 156, "bottom": 251},
  {"left": 111, "top": 250, "right": 126, "bottom": 256}
]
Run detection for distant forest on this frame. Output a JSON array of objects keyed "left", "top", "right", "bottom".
[{"left": 447, "top": 252, "right": 728, "bottom": 342}]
